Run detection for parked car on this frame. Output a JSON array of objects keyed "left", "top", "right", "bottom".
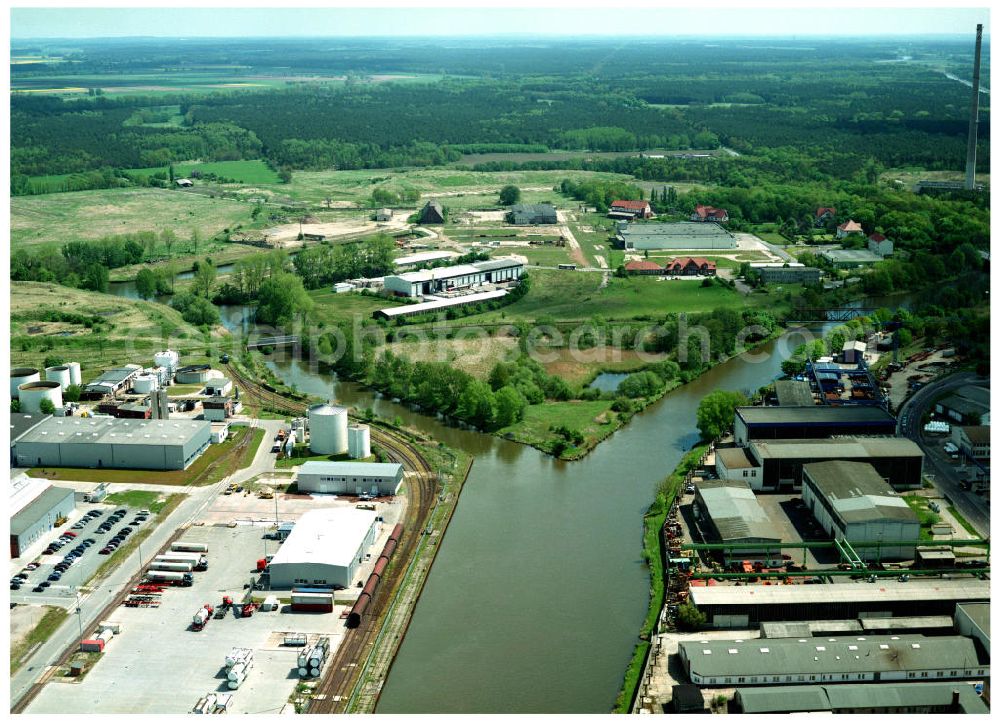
[
  {"left": 32, "top": 585, "right": 45, "bottom": 593},
  {"left": 25, "top": 563, "right": 39, "bottom": 571},
  {"left": 48, "top": 573, "right": 62, "bottom": 582},
  {"left": 10, "top": 583, "right": 20, "bottom": 591},
  {"left": 39, "top": 581, "right": 51, "bottom": 588},
  {"left": 87, "top": 510, "right": 101, "bottom": 517}
]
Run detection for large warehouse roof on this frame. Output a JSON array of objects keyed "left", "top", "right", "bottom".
[
  {"left": 17, "top": 417, "right": 210, "bottom": 447},
  {"left": 389, "top": 257, "right": 523, "bottom": 283},
  {"left": 736, "top": 406, "right": 895, "bottom": 425},
  {"left": 681, "top": 634, "right": 982, "bottom": 678},
  {"left": 696, "top": 480, "right": 778, "bottom": 542},
  {"left": 11, "top": 485, "right": 75, "bottom": 536},
  {"left": 269, "top": 508, "right": 377, "bottom": 569},
  {"left": 375, "top": 289, "right": 508, "bottom": 319},
  {"left": 10, "top": 412, "right": 51, "bottom": 443},
  {"left": 617, "top": 221, "right": 735, "bottom": 249},
  {"left": 752, "top": 437, "right": 922, "bottom": 460},
  {"left": 299, "top": 461, "right": 403, "bottom": 478},
  {"left": 689, "top": 579, "right": 989, "bottom": 608},
  {"left": 773, "top": 380, "right": 815, "bottom": 407},
  {"left": 736, "top": 683, "right": 988, "bottom": 714},
  {"left": 803, "top": 461, "right": 918, "bottom": 524}
]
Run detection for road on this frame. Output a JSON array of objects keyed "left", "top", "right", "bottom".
[
  {"left": 896, "top": 371, "right": 990, "bottom": 536},
  {"left": 10, "top": 419, "right": 283, "bottom": 711}
]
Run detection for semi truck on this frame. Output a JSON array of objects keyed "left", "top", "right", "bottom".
[
  {"left": 171, "top": 542, "right": 209, "bottom": 553},
  {"left": 146, "top": 571, "right": 194, "bottom": 586},
  {"left": 155, "top": 552, "right": 209, "bottom": 570},
  {"left": 151, "top": 560, "right": 194, "bottom": 573}
]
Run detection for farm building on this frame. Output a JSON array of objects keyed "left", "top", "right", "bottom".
[
  {"left": 820, "top": 249, "right": 883, "bottom": 268},
  {"left": 296, "top": 461, "right": 404, "bottom": 497},
  {"left": 688, "top": 579, "right": 988, "bottom": 628},
  {"left": 730, "top": 682, "right": 988, "bottom": 714},
  {"left": 10, "top": 475, "right": 76, "bottom": 558},
  {"left": 746, "top": 437, "right": 924, "bottom": 491},
  {"left": 419, "top": 200, "right": 446, "bottom": 224},
  {"left": 749, "top": 263, "right": 822, "bottom": 285},
  {"left": 733, "top": 405, "right": 897, "bottom": 446},
  {"left": 623, "top": 260, "right": 663, "bottom": 275},
  {"left": 664, "top": 257, "right": 717, "bottom": 276},
  {"left": 507, "top": 203, "right": 558, "bottom": 225},
  {"left": 267, "top": 508, "right": 379, "bottom": 589},
  {"left": 383, "top": 257, "right": 523, "bottom": 297},
  {"left": 868, "top": 233, "right": 894, "bottom": 257},
  {"left": 82, "top": 365, "right": 143, "bottom": 398},
  {"left": 615, "top": 222, "right": 736, "bottom": 251},
  {"left": 835, "top": 220, "right": 864, "bottom": 238},
  {"left": 801, "top": 461, "right": 920, "bottom": 559},
  {"left": 692, "top": 480, "right": 781, "bottom": 563},
  {"left": 609, "top": 199, "right": 653, "bottom": 219},
  {"left": 690, "top": 204, "right": 728, "bottom": 222},
  {"left": 13, "top": 417, "right": 211, "bottom": 471}
]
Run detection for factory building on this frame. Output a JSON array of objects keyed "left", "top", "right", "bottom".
[
  {"left": 202, "top": 396, "right": 236, "bottom": 421},
  {"left": 687, "top": 579, "right": 989, "bottom": 628},
  {"left": 13, "top": 417, "right": 211, "bottom": 470},
  {"left": 615, "top": 221, "right": 737, "bottom": 251},
  {"left": 175, "top": 364, "right": 215, "bottom": 384},
  {"left": 506, "top": 203, "right": 557, "bottom": 225},
  {"left": 801, "top": 461, "right": 920, "bottom": 560},
  {"left": 296, "top": 461, "right": 404, "bottom": 497},
  {"left": 773, "top": 380, "right": 816, "bottom": 407},
  {"left": 934, "top": 385, "right": 990, "bottom": 425},
  {"left": 692, "top": 480, "right": 781, "bottom": 563},
  {"left": 679, "top": 634, "right": 986, "bottom": 688},
  {"left": 267, "top": 508, "right": 379, "bottom": 589},
  {"left": 10, "top": 475, "right": 76, "bottom": 558},
  {"left": 733, "top": 406, "right": 897, "bottom": 446},
  {"left": 383, "top": 257, "right": 523, "bottom": 298},
  {"left": 747, "top": 437, "right": 924, "bottom": 491},
  {"left": 10, "top": 413, "right": 52, "bottom": 466},
  {"left": 730, "top": 682, "right": 988, "bottom": 714},
  {"left": 749, "top": 263, "right": 822, "bottom": 285},
  {"left": 82, "top": 364, "right": 143, "bottom": 398}
]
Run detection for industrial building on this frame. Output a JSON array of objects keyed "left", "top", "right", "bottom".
[
  {"left": 806, "top": 359, "right": 884, "bottom": 406},
  {"left": 202, "top": 396, "right": 236, "bottom": 421},
  {"left": 733, "top": 406, "right": 897, "bottom": 446},
  {"left": 267, "top": 508, "right": 379, "bottom": 589},
  {"left": 296, "top": 461, "right": 404, "bottom": 497},
  {"left": 730, "top": 682, "right": 988, "bottom": 714},
  {"left": 10, "top": 412, "right": 52, "bottom": 466},
  {"left": 615, "top": 221, "right": 736, "bottom": 251},
  {"left": 82, "top": 364, "right": 143, "bottom": 398},
  {"left": 393, "top": 250, "right": 459, "bottom": 268},
  {"left": 204, "top": 379, "right": 233, "bottom": 397},
  {"left": 374, "top": 289, "right": 509, "bottom": 320},
  {"left": 713, "top": 447, "right": 760, "bottom": 485},
  {"left": 819, "top": 249, "right": 883, "bottom": 268},
  {"left": 773, "top": 380, "right": 816, "bottom": 407},
  {"left": 955, "top": 602, "right": 990, "bottom": 657},
  {"left": 679, "top": 634, "right": 987, "bottom": 687},
  {"left": 175, "top": 364, "right": 215, "bottom": 385},
  {"left": 692, "top": 480, "right": 781, "bottom": 563},
  {"left": 687, "top": 579, "right": 989, "bottom": 627},
  {"left": 10, "top": 475, "right": 76, "bottom": 557},
  {"left": 13, "top": 417, "right": 211, "bottom": 470},
  {"left": 801, "top": 461, "right": 920, "bottom": 559},
  {"left": 953, "top": 425, "right": 990, "bottom": 462},
  {"left": 935, "top": 385, "right": 990, "bottom": 425},
  {"left": 506, "top": 203, "right": 557, "bottom": 225},
  {"left": 746, "top": 437, "right": 924, "bottom": 491},
  {"left": 749, "top": 263, "right": 822, "bottom": 285},
  {"left": 382, "top": 257, "right": 523, "bottom": 298}
]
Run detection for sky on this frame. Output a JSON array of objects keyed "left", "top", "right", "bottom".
[{"left": 8, "top": 4, "right": 992, "bottom": 40}]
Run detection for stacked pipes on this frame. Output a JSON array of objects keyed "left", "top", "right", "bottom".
[
  {"left": 297, "top": 638, "right": 330, "bottom": 678},
  {"left": 224, "top": 648, "right": 254, "bottom": 690}
]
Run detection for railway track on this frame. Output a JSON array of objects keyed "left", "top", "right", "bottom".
[{"left": 223, "top": 364, "right": 439, "bottom": 712}]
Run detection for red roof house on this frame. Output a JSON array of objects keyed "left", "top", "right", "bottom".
[
  {"left": 691, "top": 205, "right": 729, "bottom": 223},
  {"left": 836, "top": 220, "right": 864, "bottom": 238},
  {"left": 815, "top": 207, "right": 837, "bottom": 225},
  {"left": 665, "top": 257, "right": 717, "bottom": 276},
  {"left": 624, "top": 259, "right": 663, "bottom": 275},
  {"left": 610, "top": 200, "right": 654, "bottom": 219}
]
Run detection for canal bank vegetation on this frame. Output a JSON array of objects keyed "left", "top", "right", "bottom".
[{"left": 615, "top": 443, "right": 709, "bottom": 713}]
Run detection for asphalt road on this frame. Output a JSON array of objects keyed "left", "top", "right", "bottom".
[
  {"left": 896, "top": 371, "right": 990, "bottom": 536},
  {"left": 10, "top": 419, "right": 283, "bottom": 710}
]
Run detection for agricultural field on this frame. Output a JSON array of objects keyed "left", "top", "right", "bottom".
[{"left": 11, "top": 188, "right": 253, "bottom": 250}]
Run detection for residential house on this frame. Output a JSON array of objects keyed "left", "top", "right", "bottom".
[
  {"left": 665, "top": 257, "right": 717, "bottom": 276},
  {"left": 609, "top": 199, "right": 653, "bottom": 219},
  {"left": 815, "top": 207, "right": 836, "bottom": 226},
  {"left": 836, "top": 220, "right": 864, "bottom": 239},
  {"left": 868, "top": 233, "right": 894, "bottom": 257},
  {"left": 507, "top": 203, "right": 558, "bottom": 225},
  {"left": 623, "top": 259, "right": 663, "bottom": 275},
  {"left": 691, "top": 204, "right": 729, "bottom": 223},
  {"left": 419, "top": 200, "right": 446, "bottom": 225}
]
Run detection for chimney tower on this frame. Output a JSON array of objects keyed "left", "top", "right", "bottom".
[{"left": 964, "top": 24, "right": 984, "bottom": 190}]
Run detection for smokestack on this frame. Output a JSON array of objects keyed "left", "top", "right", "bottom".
[{"left": 965, "top": 24, "right": 983, "bottom": 190}]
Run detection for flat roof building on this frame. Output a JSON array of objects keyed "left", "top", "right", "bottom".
[
  {"left": 383, "top": 257, "right": 523, "bottom": 298},
  {"left": 393, "top": 250, "right": 459, "bottom": 268},
  {"left": 267, "top": 508, "right": 379, "bottom": 589},
  {"left": 820, "top": 249, "right": 884, "bottom": 268},
  {"left": 773, "top": 380, "right": 815, "bottom": 407},
  {"left": 296, "top": 461, "right": 404, "bottom": 497},
  {"left": 374, "top": 289, "right": 508, "bottom": 320},
  {"left": 693, "top": 480, "right": 781, "bottom": 562},
  {"left": 734, "top": 405, "right": 897, "bottom": 446},
  {"left": 82, "top": 364, "right": 143, "bottom": 398},
  {"left": 13, "top": 417, "right": 211, "bottom": 470},
  {"left": 615, "top": 221, "right": 736, "bottom": 251},
  {"left": 731, "top": 682, "right": 988, "bottom": 714}
]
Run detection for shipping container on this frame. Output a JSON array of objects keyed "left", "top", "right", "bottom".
[
  {"left": 80, "top": 639, "right": 105, "bottom": 652},
  {"left": 290, "top": 601, "right": 333, "bottom": 613}
]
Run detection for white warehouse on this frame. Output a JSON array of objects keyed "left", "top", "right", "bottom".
[
  {"left": 383, "top": 257, "right": 523, "bottom": 297},
  {"left": 296, "top": 461, "right": 404, "bottom": 497},
  {"left": 267, "top": 508, "right": 379, "bottom": 589}
]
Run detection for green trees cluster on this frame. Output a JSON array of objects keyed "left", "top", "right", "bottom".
[
  {"left": 370, "top": 185, "right": 421, "bottom": 206},
  {"left": 255, "top": 272, "right": 314, "bottom": 327},
  {"left": 170, "top": 290, "right": 219, "bottom": 326},
  {"left": 696, "top": 390, "right": 748, "bottom": 441},
  {"left": 559, "top": 177, "right": 645, "bottom": 212},
  {"left": 649, "top": 309, "right": 778, "bottom": 376},
  {"left": 498, "top": 185, "right": 521, "bottom": 205},
  {"left": 215, "top": 250, "right": 290, "bottom": 303},
  {"left": 134, "top": 266, "right": 176, "bottom": 299},
  {"left": 292, "top": 235, "right": 396, "bottom": 289}
]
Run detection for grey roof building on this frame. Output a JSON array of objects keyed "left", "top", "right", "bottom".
[
  {"left": 693, "top": 480, "right": 780, "bottom": 561},
  {"left": 732, "top": 682, "right": 988, "bottom": 714},
  {"left": 734, "top": 405, "right": 897, "bottom": 446},
  {"left": 819, "top": 249, "right": 884, "bottom": 267},
  {"left": 774, "top": 380, "right": 815, "bottom": 407},
  {"left": 296, "top": 461, "right": 404, "bottom": 497},
  {"left": 419, "top": 200, "right": 445, "bottom": 224},
  {"left": 506, "top": 203, "right": 557, "bottom": 225},
  {"left": 13, "top": 417, "right": 211, "bottom": 471},
  {"left": 10, "top": 484, "right": 76, "bottom": 557},
  {"left": 82, "top": 365, "right": 143, "bottom": 397},
  {"left": 679, "top": 634, "right": 986, "bottom": 687},
  {"left": 615, "top": 221, "right": 736, "bottom": 251}
]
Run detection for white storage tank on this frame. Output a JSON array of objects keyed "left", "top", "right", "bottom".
[
  {"left": 45, "top": 365, "right": 72, "bottom": 391},
  {"left": 133, "top": 374, "right": 159, "bottom": 394},
  {"left": 18, "top": 381, "right": 63, "bottom": 413},
  {"left": 67, "top": 362, "right": 82, "bottom": 386},
  {"left": 10, "top": 367, "right": 40, "bottom": 398},
  {"left": 308, "top": 403, "right": 348, "bottom": 455},
  {"left": 348, "top": 424, "right": 371, "bottom": 459},
  {"left": 154, "top": 349, "right": 179, "bottom": 372}
]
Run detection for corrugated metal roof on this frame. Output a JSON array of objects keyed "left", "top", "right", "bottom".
[
  {"left": 752, "top": 437, "right": 922, "bottom": 460},
  {"left": 376, "top": 289, "right": 508, "bottom": 319},
  {"left": 737, "top": 406, "right": 894, "bottom": 425},
  {"left": 10, "top": 413, "right": 52, "bottom": 443},
  {"left": 689, "top": 579, "right": 989, "bottom": 607},
  {"left": 737, "top": 683, "right": 987, "bottom": 714},
  {"left": 696, "top": 480, "right": 780, "bottom": 543},
  {"left": 804, "top": 460, "right": 918, "bottom": 524},
  {"left": 16, "top": 417, "right": 210, "bottom": 447}
]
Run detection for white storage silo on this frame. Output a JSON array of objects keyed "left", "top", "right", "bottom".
[
  {"left": 45, "top": 365, "right": 72, "bottom": 391},
  {"left": 18, "top": 381, "right": 63, "bottom": 413},
  {"left": 154, "top": 350, "right": 179, "bottom": 373},
  {"left": 308, "top": 403, "right": 348, "bottom": 455},
  {"left": 67, "top": 362, "right": 82, "bottom": 386},
  {"left": 133, "top": 374, "right": 159, "bottom": 394},
  {"left": 348, "top": 424, "right": 371, "bottom": 459},
  {"left": 10, "top": 367, "right": 40, "bottom": 398}
]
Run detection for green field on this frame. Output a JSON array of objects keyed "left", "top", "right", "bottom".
[
  {"left": 126, "top": 159, "right": 282, "bottom": 185},
  {"left": 11, "top": 188, "right": 253, "bottom": 249},
  {"left": 309, "top": 289, "right": 405, "bottom": 327},
  {"left": 499, "top": 399, "right": 619, "bottom": 457}
]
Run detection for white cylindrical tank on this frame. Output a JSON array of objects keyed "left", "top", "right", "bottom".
[
  {"left": 154, "top": 350, "right": 179, "bottom": 371},
  {"left": 308, "top": 403, "right": 348, "bottom": 455},
  {"left": 67, "top": 362, "right": 82, "bottom": 386},
  {"left": 18, "top": 381, "right": 63, "bottom": 413},
  {"left": 132, "top": 374, "right": 159, "bottom": 394},
  {"left": 206, "top": 369, "right": 224, "bottom": 380},
  {"left": 10, "top": 367, "right": 40, "bottom": 398},
  {"left": 45, "top": 365, "right": 72, "bottom": 390},
  {"left": 348, "top": 424, "right": 371, "bottom": 459}
]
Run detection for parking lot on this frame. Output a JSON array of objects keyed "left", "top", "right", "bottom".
[{"left": 10, "top": 504, "right": 150, "bottom": 603}]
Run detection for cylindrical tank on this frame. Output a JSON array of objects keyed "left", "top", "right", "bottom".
[
  {"left": 308, "top": 403, "right": 348, "bottom": 455},
  {"left": 45, "top": 365, "right": 72, "bottom": 391},
  {"left": 132, "top": 374, "right": 159, "bottom": 394},
  {"left": 348, "top": 424, "right": 371, "bottom": 459},
  {"left": 298, "top": 666, "right": 309, "bottom": 678},
  {"left": 67, "top": 362, "right": 82, "bottom": 386},
  {"left": 18, "top": 381, "right": 62, "bottom": 413},
  {"left": 10, "top": 367, "right": 40, "bottom": 398},
  {"left": 175, "top": 364, "right": 211, "bottom": 384},
  {"left": 154, "top": 350, "right": 179, "bottom": 372}
]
